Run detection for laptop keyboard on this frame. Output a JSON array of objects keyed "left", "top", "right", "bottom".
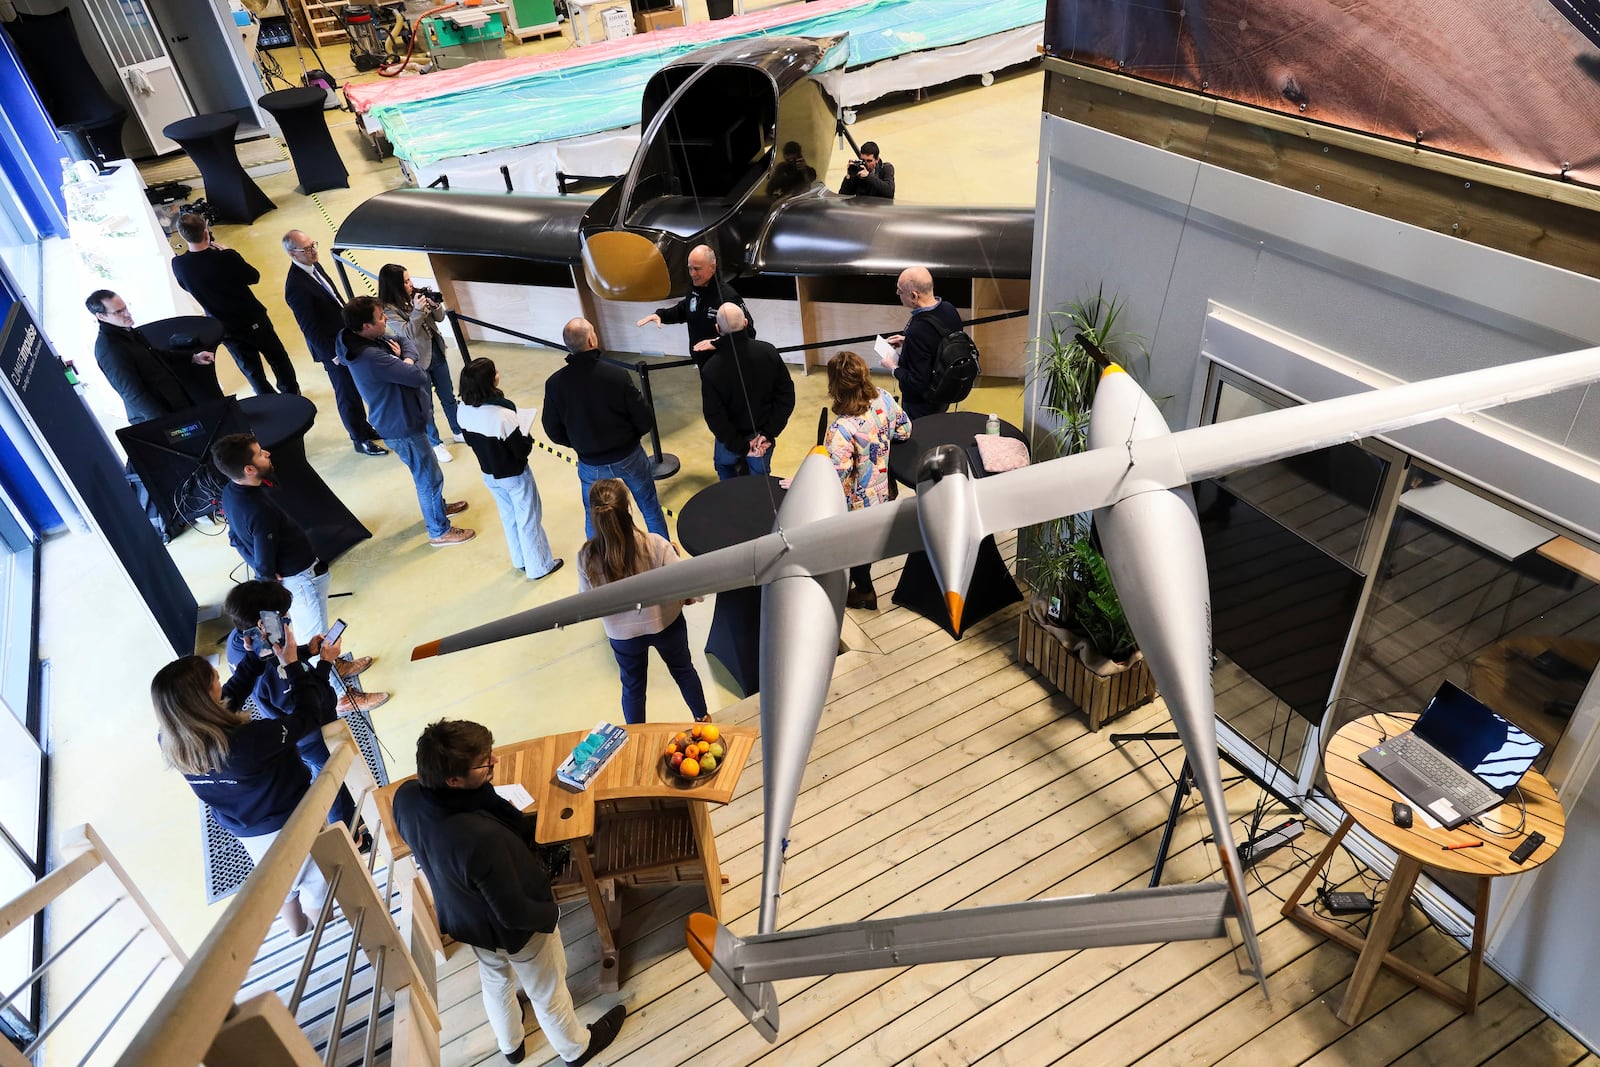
[{"left": 1387, "top": 732, "right": 1501, "bottom": 813}]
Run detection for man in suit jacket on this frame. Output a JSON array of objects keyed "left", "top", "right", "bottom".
[
  {"left": 172, "top": 213, "right": 299, "bottom": 396},
  {"left": 86, "top": 289, "right": 218, "bottom": 424},
  {"left": 282, "top": 229, "right": 386, "bottom": 456}
]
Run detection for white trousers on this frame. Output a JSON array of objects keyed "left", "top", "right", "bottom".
[
  {"left": 239, "top": 828, "right": 330, "bottom": 917},
  {"left": 472, "top": 928, "right": 588, "bottom": 1060}
]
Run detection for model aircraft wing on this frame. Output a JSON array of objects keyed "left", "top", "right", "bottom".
[
  {"left": 751, "top": 197, "right": 1035, "bottom": 278},
  {"left": 969, "top": 345, "right": 1600, "bottom": 537},
  {"left": 412, "top": 497, "right": 925, "bottom": 659},
  {"left": 334, "top": 188, "right": 592, "bottom": 263}
]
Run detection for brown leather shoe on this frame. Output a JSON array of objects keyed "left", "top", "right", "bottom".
[
  {"left": 846, "top": 588, "right": 878, "bottom": 610},
  {"left": 336, "top": 691, "right": 391, "bottom": 715},
  {"left": 334, "top": 656, "right": 372, "bottom": 679},
  {"left": 429, "top": 526, "right": 476, "bottom": 546},
  {"left": 444, "top": 500, "right": 468, "bottom": 516}
]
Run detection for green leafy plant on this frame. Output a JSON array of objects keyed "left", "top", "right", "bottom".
[{"left": 1020, "top": 286, "right": 1150, "bottom": 663}]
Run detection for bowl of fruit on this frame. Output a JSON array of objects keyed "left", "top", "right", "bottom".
[{"left": 661, "top": 722, "right": 725, "bottom": 785}]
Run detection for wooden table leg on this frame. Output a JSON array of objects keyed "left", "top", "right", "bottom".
[
  {"left": 571, "top": 843, "right": 620, "bottom": 992},
  {"left": 1283, "top": 815, "right": 1354, "bottom": 918},
  {"left": 1465, "top": 876, "right": 1489, "bottom": 1013},
  {"left": 1336, "top": 853, "right": 1423, "bottom": 1024},
  {"left": 688, "top": 800, "right": 722, "bottom": 918}
]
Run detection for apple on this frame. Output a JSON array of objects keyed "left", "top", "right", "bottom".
[{"left": 670, "top": 752, "right": 684, "bottom": 769}]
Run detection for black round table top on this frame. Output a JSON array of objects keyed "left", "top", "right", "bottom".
[
  {"left": 139, "top": 315, "right": 225, "bottom": 354},
  {"left": 240, "top": 394, "right": 317, "bottom": 449},
  {"left": 677, "top": 476, "right": 786, "bottom": 556},
  {"left": 258, "top": 87, "right": 328, "bottom": 114},
  {"left": 163, "top": 112, "right": 240, "bottom": 142},
  {"left": 888, "top": 411, "right": 1028, "bottom": 487}
]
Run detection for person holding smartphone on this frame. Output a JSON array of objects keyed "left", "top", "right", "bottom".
[{"left": 151, "top": 616, "right": 346, "bottom": 935}]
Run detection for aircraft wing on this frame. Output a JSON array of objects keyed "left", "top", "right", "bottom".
[
  {"left": 750, "top": 197, "right": 1035, "bottom": 278},
  {"left": 413, "top": 494, "right": 926, "bottom": 659},
  {"left": 333, "top": 188, "right": 592, "bottom": 262},
  {"left": 970, "top": 346, "right": 1600, "bottom": 537}
]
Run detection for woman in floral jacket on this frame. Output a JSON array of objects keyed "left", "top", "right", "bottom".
[{"left": 823, "top": 350, "right": 911, "bottom": 610}]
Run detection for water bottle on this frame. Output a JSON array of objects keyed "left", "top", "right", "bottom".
[
  {"left": 986, "top": 413, "right": 1000, "bottom": 436},
  {"left": 59, "top": 157, "right": 78, "bottom": 188}
]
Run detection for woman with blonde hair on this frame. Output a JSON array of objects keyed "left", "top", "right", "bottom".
[
  {"left": 578, "top": 478, "right": 709, "bottom": 724},
  {"left": 151, "top": 623, "right": 344, "bottom": 934},
  {"left": 823, "top": 350, "right": 911, "bottom": 610}
]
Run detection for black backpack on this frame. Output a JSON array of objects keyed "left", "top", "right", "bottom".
[{"left": 927, "top": 325, "right": 980, "bottom": 406}]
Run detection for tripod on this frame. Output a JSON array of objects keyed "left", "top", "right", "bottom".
[{"left": 1111, "top": 730, "right": 1296, "bottom": 887}]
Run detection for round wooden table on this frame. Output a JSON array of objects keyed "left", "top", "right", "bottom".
[{"left": 1282, "top": 712, "right": 1564, "bottom": 1024}]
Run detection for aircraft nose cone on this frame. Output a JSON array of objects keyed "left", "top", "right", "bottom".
[{"left": 581, "top": 230, "right": 673, "bottom": 301}]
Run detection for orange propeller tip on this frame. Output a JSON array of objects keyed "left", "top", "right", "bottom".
[
  {"left": 411, "top": 640, "right": 442, "bottom": 661},
  {"left": 944, "top": 591, "right": 965, "bottom": 636},
  {"left": 1101, "top": 362, "right": 1126, "bottom": 377},
  {"left": 810, "top": 445, "right": 829, "bottom": 457},
  {"left": 686, "top": 913, "right": 718, "bottom": 971}
]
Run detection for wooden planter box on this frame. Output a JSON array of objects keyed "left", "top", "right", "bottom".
[{"left": 1018, "top": 610, "right": 1156, "bottom": 730}]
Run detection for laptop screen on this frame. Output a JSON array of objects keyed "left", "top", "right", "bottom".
[{"left": 1412, "top": 681, "right": 1543, "bottom": 795}]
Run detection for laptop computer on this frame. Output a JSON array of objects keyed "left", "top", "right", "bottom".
[{"left": 1359, "top": 680, "right": 1543, "bottom": 829}]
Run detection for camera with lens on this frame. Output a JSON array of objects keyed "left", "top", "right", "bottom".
[
  {"left": 847, "top": 159, "right": 866, "bottom": 176},
  {"left": 414, "top": 285, "right": 444, "bottom": 303}
]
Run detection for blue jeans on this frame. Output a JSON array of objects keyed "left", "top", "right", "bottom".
[
  {"left": 577, "top": 446, "right": 668, "bottom": 539},
  {"left": 296, "top": 732, "right": 356, "bottom": 826},
  {"left": 484, "top": 468, "right": 557, "bottom": 576},
  {"left": 607, "top": 614, "right": 707, "bottom": 724},
  {"left": 422, "top": 340, "right": 461, "bottom": 445},
  {"left": 712, "top": 438, "right": 772, "bottom": 481},
  {"left": 387, "top": 432, "right": 451, "bottom": 538}
]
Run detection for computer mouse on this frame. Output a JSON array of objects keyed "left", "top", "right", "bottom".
[{"left": 1392, "top": 801, "right": 1414, "bottom": 829}]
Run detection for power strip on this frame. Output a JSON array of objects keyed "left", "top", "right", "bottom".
[
  {"left": 1237, "top": 819, "right": 1304, "bottom": 867},
  {"left": 1323, "top": 890, "right": 1374, "bottom": 914}
]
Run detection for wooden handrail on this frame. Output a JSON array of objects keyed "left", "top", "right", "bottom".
[{"left": 113, "top": 734, "right": 356, "bottom": 1067}]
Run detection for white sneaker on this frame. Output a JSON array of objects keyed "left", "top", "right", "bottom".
[
  {"left": 452, "top": 432, "right": 467, "bottom": 444},
  {"left": 433, "top": 443, "right": 453, "bottom": 463}
]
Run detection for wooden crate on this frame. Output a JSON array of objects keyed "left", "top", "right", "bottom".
[{"left": 1017, "top": 610, "right": 1155, "bottom": 730}]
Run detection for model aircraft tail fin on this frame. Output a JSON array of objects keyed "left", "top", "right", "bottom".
[{"left": 686, "top": 914, "right": 780, "bottom": 1042}]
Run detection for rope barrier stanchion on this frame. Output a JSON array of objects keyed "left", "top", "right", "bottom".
[
  {"left": 445, "top": 309, "right": 471, "bottom": 363},
  {"left": 633, "top": 358, "right": 680, "bottom": 480}
]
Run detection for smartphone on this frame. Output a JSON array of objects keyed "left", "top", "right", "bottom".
[
  {"left": 323, "top": 618, "right": 347, "bottom": 645},
  {"left": 259, "top": 610, "right": 285, "bottom": 646}
]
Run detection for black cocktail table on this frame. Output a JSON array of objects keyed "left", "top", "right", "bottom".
[
  {"left": 676, "top": 476, "right": 786, "bottom": 697},
  {"left": 162, "top": 113, "right": 277, "bottom": 223},
  {"left": 259, "top": 88, "right": 349, "bottom": 194},
  {"left": 886, "top": 411, "right": 1026, "bottom": 637},
  {"left": 139, "top": 315, "right": 224, "bottom": 406}
]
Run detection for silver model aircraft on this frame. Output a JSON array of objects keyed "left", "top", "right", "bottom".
[{"left": 413, "top": 346, "right": 1600, "bottom": 1038}]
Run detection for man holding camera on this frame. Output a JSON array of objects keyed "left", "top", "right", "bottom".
[
  {"left": 171, "top": 212, "right": 300, "bottom": 397},
  {"left": 393, "top": 719, "right": 626, "bottom": 1065},
  {"left": 837, "top": 141, "right": 895, "bottom": 200},
  {"left": 635, "top": 244, "right": 753, "bottom": 370}
]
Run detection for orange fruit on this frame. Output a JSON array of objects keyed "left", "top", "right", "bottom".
[
  {"left": 702, "top": 724, "right": 720, "bottom": 743},
  {"left": 692, "top": 724, "right": 705, "bottom": 740},
  {"left": 680, "top": 758, "right": 701, "bottom": 778},
  {"left": 666, "top": 743, "right": 679, "bottom": 756}
]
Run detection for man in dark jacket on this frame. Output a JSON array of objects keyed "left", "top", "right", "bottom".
[
  {"left": 172, "top": 213, "right": 299, "bottom": 396},
  {"left": 282, "top": 229, "right": 385, "bottom": 455},
  {"left": 542, "top": 318, "right": 669, "bottom": 538},
  {"left": 338, "top": 296, "right": 475, "bottom": 547},
  {"left": 883, "top": 265, "right": 963, "bottom": 419},
  {"left": 392, "top": 720, "right": 625, "bottom": 1065},
  {"left": 701, "top": 303, "right": 795, "bottom": 479},
  {"left": 635, "top": 244, "right": 752, "bottom": 369},
  {"left": 86, "top": 289, "right": 218, "bottom": 424},
  {"left": 837, "top": 140, "right": 895, "bottom": 199}
]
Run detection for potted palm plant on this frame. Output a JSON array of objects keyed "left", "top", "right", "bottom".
[{"left": 1017, "top": 287, "right": 1156, "bottom": 729}]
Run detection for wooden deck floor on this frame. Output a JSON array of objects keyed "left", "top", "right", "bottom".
[{"left": 431, "top": 545, "right": 1597, "bottom": 1067}]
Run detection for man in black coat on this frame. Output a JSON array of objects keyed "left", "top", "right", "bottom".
[
  {"left": 837, "top": 140, "right": 895, "bottom": 199},
  {"left": 392, "top": 720, "right": 625, "bottom": 1065},
  {"left": 281, "top": 229, "right": 386, "bottom": 456},
  {"left": 701, "top": 303, "right": 795, "bottom": 480},
  {"left": 86, "top": 289, "right": 218, "bottom": 424},
  {"left": 172, "top": 213, "right": 299, "bottom": 396},
  {"left": 635, "top": 244, "right": 752, "bottom": 369},
  {"left": 542, "top": 317, "right": 669, "bottom": 539}
]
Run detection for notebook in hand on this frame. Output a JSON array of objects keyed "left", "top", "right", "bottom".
[{"left": 1359, "top": 681, "right": 1543, "bottom": 829}]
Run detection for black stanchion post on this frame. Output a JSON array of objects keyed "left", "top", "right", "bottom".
[
  {"left": 445, "top": 309, "right": 472, "bottom": 363},
  {"left": 635, "top": 359, "right": 680, "bottom": 480}
]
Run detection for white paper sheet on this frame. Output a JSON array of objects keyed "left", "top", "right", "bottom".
[{"left": 495, "top": 783, "right": 535, "bottom": 811}]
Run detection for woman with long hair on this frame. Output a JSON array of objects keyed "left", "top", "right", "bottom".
[
  {"left": 151, "top": 623, "right": 344, "bottom": 934},
  {"left": 378, "top": 262, "right": 462, "bottom": 463},
  {"left": 456, "top": 356, "right": 562, "bottom": 580},
  {"left": 578, "top": 478, "right": 709, "bottom": 724},
  {"left": 823, "top": 350, "right": 911, "bottom": 610}
]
